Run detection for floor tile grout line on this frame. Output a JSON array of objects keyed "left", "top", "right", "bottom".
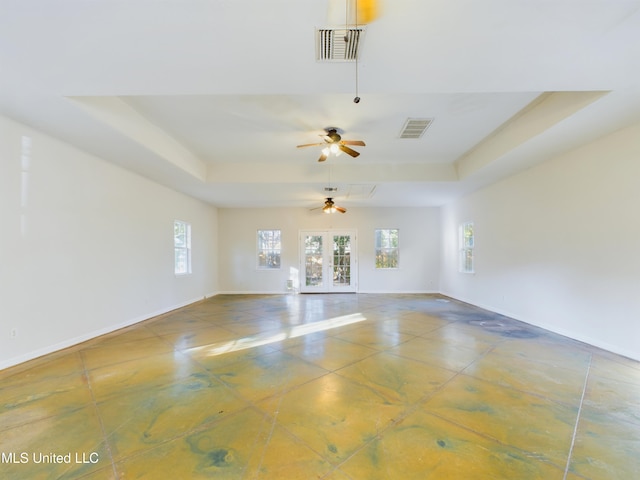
[
  {"left": 563, "top": 353, "right": 592, "bottom": 480},
  {"left": 247, "top": 369, "right": 296, "bottom": 479},
  {"left": 326, "top": 367, "right": 469, "bottom": 476},
  {"left": 459, "top": 369, "right": 587, "bottom": 412},
  {"left": 410, "top": 352, "right": 572, "bottom": 473},
  {"left": 6, "top": 294, "right": 635, "bottom": 478},
  {"left": 85, "top": 343, "right": 270, "bottom": 458},
  {"left": 98, "top": 314, "right": 455, "bottom": 474},
  {"left": 104, "top": 404, "right": 259, "bottom": 468},
  {"left": 420, "top": 409, "right": 569, "bottom": 474},
  {"left": 390, "top": 337, "right": 591, "bottom": 411},
  {"left": 0, "top": 375, "right": 94, "bottom": 434},
  {"left": 238, "top": 317, "right": 449, "bottom": 474},
  {"left": 328, "top": 344, "right": 578, "bottom": 473},
  {"left": 78, "top": 349, "right": 120, "bottom": 480}
]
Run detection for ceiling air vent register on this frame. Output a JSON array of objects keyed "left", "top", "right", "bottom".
[
  {"left": 399, "top": 118, "right": 433, "bottom": 139},
  {"left": 317, "top": 28, "right": 364, "bottom": 61}
]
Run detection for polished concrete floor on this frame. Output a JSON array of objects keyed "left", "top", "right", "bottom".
[{"left": 1, "top": 294, "right": 639, "bottom": 479}]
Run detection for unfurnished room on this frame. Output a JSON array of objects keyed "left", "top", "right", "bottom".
[{"left": 1, "top": 1, "right": 639, "bottom": 479}]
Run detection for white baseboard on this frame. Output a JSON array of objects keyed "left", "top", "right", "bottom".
[
  {"left": 439, "top": 291, "right": 640, "bottom": 362},
  {"left": 0, "top": 295, "right": 216, "bottom": 371},
  {"left": 4, "top": 291, "right": 636, "bottom": 370},
  {"left": 218, "top": 290, "right": 440, "bottom": 295},
  {"left": 357, "top": 290, "right": 439, "bottom": 294},
  {"left": 216, "top": 290, "right": 291, "bottom": 295}
]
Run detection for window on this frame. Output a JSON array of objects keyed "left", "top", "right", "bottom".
[
  {"left": 257, "top": 230, "right": 281, "bottom": 269},
  {"left": 375, "top": 229, "right": 399, "bottom": 269},
  {"left": 459, "top": 222, "right": 474, "bottom": 273},
  {"left": 174, "top": 220, "right": 191, "bottom": 275}
]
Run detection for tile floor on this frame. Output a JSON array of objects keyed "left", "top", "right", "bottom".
[{"left": 1, "top": 294, "right": 639, "bottom": 479}]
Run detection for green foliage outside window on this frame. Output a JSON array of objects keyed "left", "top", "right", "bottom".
[{"left": 375, "top": 229, "right": 399, "bottom": 269}]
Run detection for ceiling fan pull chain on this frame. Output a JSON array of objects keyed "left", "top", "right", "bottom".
[{"left": 353, "top": 0, "right": 360, "bottom": 103}]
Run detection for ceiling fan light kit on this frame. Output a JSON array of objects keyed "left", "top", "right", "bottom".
[
  {"left": 297, "top": 127, "right": 365, "bottom": 213},
  {"left": 323, "top": 205, "right": 336, "bottom": 214},
  {"left": 308, "top": 11, "right": 365, "bottom": 206},
  {"left": 302, "top": 1, "right": 373, "bottom": 215},
  {"left": 322, "top": 197, "right": 346, "bottom": 214},
  {"left": 296, "top": 127, "right": 365, "bottom": 162}
]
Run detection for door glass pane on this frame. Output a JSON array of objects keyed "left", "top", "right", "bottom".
[
  {"left": 333, "top": 235, "right": 351, "bottom": 287},
  {"left": 305, "top": 235, "right": 323, "bottom": 286}
]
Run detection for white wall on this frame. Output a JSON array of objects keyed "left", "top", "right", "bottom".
[
  {"left": 0, "top": 115, "right": 219, "bottom": 369},
  {"left": 3, "top": 110, "right": 638, "bottom": 369},
  {"left": 217, "top": 207, "right": 440, "bottom": 294},
  {"left": 440, "top": 123, "right": 640, "bottom": 361}
]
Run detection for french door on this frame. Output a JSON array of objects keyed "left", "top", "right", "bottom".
[{"left": 299, "top": 231, "right": 357, "bottom": 293}]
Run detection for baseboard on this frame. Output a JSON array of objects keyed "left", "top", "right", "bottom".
[
  {"left": 217, "top": 290, "right": 292, "bottom": 295},
  {"left": 218, "top": 290, "right": 440, "bottom": 295},
  {"left": 439, "top": 291, "right": 640, "bottom": 362},
  {"left": 0, "top": 295, "right": 216, "bottom": 371},
  {"left": 530, "top": 320, "right": 640, "bottom": 362},
  {"left": 5, "top": 291, "right": 635, "bottom": 370},
  {"left": 357, "top": 290, "right": 439, "bottom": 294}
]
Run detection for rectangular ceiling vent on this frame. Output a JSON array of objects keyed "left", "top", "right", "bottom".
[
  {"left": 399, "top": 118, "right": 433, "bottom": 139},
  {"left": 345, "top": 184, "right": 377, "bottom": 199},
  {"left": 316, "top": 28, "right": 364, "bottom": 61}
]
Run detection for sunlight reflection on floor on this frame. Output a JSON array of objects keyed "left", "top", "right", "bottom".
[{"left": 188, "top": 313, "right": 368, "bottom": 357}]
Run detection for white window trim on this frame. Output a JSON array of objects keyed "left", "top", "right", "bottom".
[
  {"left": 375, "top": 228, "right": 400, "bottom": 269},
  {"left": 174, "top": 220, "right": 192, "bottom": 276},
  {"left": 459, "top": 221, "right": 474, "bottom": 274},
  {"left": 257, "top": 229, "right": 282, "bottom": 270}
]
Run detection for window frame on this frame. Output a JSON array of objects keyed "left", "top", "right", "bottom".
[
  {"left": 174, "top": 220, "right": 192, "bottom": 275},
  {"left": 257, "top": 229, "right": 282, "bottom": 270},
  {"left": 459, "top": 221, "right": 474, "bottom": 274},
  {"left": 374, "top": 228, "right": 399, "bottom": 269}
]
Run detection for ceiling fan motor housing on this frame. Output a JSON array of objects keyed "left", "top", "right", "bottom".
[{"left": 326, "top": 129, "right": 341, "bottom": 143}]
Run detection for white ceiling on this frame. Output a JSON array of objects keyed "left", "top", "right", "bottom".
[{"left": 2, "top": 0, "right": 640, "bottom": 209}]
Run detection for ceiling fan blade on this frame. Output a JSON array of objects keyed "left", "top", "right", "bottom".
[
  {"left": 341, "top": 140, "right": 366, "bottom": 146},
  {"left": 335, "top": 206, "right": 347, "bottom": 213},
  {"left": 318, "top": 152, "right": 328, "bottom": 162},
  {"left": 297, "top": 143, "right": 324, "bottom": 148},
  {"left": 338, "top": 145, "right": 360, "bottom": 157}
]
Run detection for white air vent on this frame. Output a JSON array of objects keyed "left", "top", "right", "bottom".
[
  {"left": 399, "top": 118, "right": 433, "bottom": 139},
  {"left": 345, "top": 184, "right": 377, "bottom": 199},
  {"left": 317, "top": 28, "right": 364, "bottom": 61}
]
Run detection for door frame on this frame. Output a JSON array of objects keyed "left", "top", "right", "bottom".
[{"left": 299, "top": 230, "right": 358, "bottom": 293}]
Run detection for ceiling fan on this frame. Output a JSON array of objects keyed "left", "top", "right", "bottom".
[
  {"left": 297, "top": 127, "right": 366, "bottom": 162},
  {"left": 317, "top": 197, "right": 347, "bottom": 214}
]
